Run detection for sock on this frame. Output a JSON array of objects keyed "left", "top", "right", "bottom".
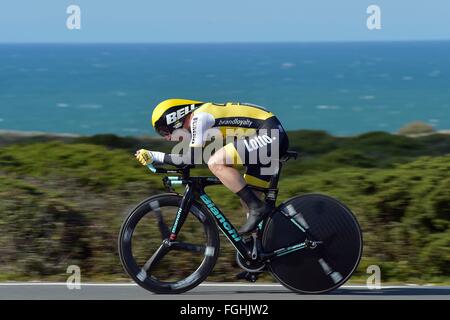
[{"left": 236, "top": 185, "right": 264, "bottom": 210}]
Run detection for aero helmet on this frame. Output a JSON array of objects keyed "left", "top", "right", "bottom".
[{"left": 151, "top": 99, "right": 204, "bottom": 136}]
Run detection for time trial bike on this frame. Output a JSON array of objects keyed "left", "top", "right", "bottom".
[{"left": 118, "top": 151, "right": 363, "bottom": 294}]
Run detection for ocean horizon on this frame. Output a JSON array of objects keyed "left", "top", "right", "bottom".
[{"left": 1, "top": 41, "right": 449, "bottom": 136}]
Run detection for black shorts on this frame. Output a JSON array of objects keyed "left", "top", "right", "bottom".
[{"left": 223, "top": 117, "right": 289, "bottom": 188}]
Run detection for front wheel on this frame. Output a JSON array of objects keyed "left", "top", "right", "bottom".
[
  {"left": 262, "top": 194, "right": 363, "bottom": 294},
  {"left": 118, "top": 193, "right": 220, "bottom": 294}
]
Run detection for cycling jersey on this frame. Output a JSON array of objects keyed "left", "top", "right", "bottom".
[
  {"left": 189, "top": 102, "right": 275, "bottom": 147},
  {"left": 159, "top": 102, "right": 289, "bottom": 188},
  {"left": 188, "top": 102, "right": 289, "bottom": 189}
]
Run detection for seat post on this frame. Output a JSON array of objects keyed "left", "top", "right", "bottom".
[
  {"left": 264, "top": 150, "right": 298, "bottom": 203},
  {"left": 270, "top": 151, "right": 298, "bottom": 189},
  {"left": 268, "top": 162, "right": 282, "bottom": 189},
  {"left": 263, "top": 162, "right": 282, "bottom": 205}
]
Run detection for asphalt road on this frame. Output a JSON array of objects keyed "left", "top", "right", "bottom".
[{"left": 0, "top": 283, "right": 449, "bottom": 300}]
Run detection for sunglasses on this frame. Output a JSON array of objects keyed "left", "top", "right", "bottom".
[{"left": 156, "top": 126, "right": 171, "bottom": 136}]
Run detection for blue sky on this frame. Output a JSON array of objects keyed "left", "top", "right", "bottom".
[{"left": 1, "top": 0, "right": 450, "bottom": 42}]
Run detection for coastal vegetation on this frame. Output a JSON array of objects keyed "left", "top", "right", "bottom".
[{"left": 0, "top": 130, "right": 449, "bottom": 283}]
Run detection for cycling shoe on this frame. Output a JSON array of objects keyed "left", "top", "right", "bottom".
[{"left": 238, "top": 205, "right": 272, "bottom": 235}]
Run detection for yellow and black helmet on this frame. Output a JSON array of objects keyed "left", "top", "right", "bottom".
[{"left": 151, "top": 99, "right": 204, "bottom": 136}]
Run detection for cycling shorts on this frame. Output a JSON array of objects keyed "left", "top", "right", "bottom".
[{"left": 223, "top": 116, "right": 289, "bottom": 188}]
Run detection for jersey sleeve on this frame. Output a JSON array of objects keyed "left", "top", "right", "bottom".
[{"left": 189, "top": 112, "right": 215, "bottom": 148}]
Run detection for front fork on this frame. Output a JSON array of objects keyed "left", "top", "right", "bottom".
[{"left": 168, "top": 184, "right": 193, "bottom": 241}]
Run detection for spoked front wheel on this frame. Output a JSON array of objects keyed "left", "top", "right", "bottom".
[
  {"left": 262, "top": 194, "right": 363, "bottom": 294},
  {"left": 118, "top": 194, "right": 219, "bottom": 294}
]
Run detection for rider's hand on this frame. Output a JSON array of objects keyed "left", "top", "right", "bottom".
[{"left": 135, "top": 149, "right": 154, "bottom": 166}]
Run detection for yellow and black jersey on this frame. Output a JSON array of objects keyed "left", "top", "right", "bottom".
[
  {"left": 189, "top": 102, "right": 277, "bottom": 147},
  {"left": 161, "top": 101, "right": 289, "bottom": 189}
]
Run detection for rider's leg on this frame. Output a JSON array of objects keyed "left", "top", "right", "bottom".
[
  {"left": 207, "top": 147, "right": 262, "bottom": 207},
  {"left": 207, "top": 147, "right": 246, "bottom": 193},
  {"left": 207, "top": 147, "right": 270, "bottom": 234},
  {"left": 201, "top": 154, "right": 265, "bottom": 217}
]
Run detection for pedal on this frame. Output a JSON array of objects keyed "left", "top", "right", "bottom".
[{"left": 236, "top": 271, "right": 260, "bottom": 283}]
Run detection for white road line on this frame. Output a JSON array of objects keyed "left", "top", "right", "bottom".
[
  {"left": 0, "top": 282, "right": 442, "bottom": 289},
  {"left": 0, "top": 283, "right": 137, "bottom": 286}
]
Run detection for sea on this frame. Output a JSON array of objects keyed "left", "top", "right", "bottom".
[{"left": 0, "top": 41, "right": 449, "bottom": 136}]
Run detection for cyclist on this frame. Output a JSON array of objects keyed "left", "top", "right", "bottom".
[{"left": 135, "top": 99, "right": 289, "bottom": 234}]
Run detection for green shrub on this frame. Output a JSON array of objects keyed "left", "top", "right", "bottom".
[
  {"left": 0, "top": 132, "right": 448, "bottom": 282},
  {"left": 398, "top": 121, "right": 435, "bottom": 136}
]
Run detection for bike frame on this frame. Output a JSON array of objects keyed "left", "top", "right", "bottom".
[{"left": 151, "top": 162, "right": 315, "bottom": 262}]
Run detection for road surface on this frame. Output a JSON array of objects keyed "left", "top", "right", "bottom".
[{"left": 0, "top": 283, "right": 449, "bottom": 300}]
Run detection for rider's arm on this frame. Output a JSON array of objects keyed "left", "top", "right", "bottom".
[
  {"left": 189, "top": 112, "right": 215, "bottom": 148},
  {"left": 142, "top": 112, "right": 215, "bottom": 166},
  {"left": 138, "top": 148, "right": 200, "bottom": 166},
  {"left": 162, "top": 148, "right": 201, "bottom": 166}
]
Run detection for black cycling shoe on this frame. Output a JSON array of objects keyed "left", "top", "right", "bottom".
[{"left": 238, "top": 205, "right": 272, "bottom": 235}]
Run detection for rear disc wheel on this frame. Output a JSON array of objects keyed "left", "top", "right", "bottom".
[{"left": 262, "top": 194, "right": 363, "bottom": 294}]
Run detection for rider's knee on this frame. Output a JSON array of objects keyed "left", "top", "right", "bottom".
[{"left": 207, "top": 156, "right": 223, "bottom": 173}]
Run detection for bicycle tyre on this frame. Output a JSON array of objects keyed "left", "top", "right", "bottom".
[
  {"left": 262, "top": 193, "right": 363, "bottom": 294},
  {"left": 118, "top": 193, "right": 220, "bottom": 294}
]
